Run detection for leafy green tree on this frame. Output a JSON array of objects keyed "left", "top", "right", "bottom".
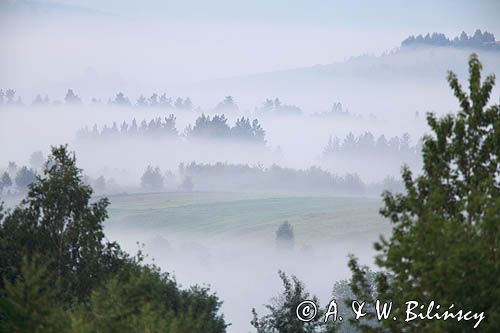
[
  {"left": 0, "top": 256, "right": 70, "bottom": 333},
  {"left": 348, "top": 54, "right": 500, "bottom": 331},
  {"left": 251, "top": 271, "right": 336, "bottom": 333},
  {"left": 71, "top": 265, "right": 170, "bottom": 333},
  {"left": 0, "top": 145, "right": 123, "bottom": 303},
  {"left": 71, "top": 263, "right": 227, "bottom": 333},
  {"left": 170, "top": 286, "right": 227, "bottom": 333},
  {"left": 0, "top": 146, "right": 228, "bottom": 332}
]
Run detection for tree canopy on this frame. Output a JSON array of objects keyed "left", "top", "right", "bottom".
[
  {"left": 348, "top": 53, "right": 500, "bottom": 332},
  {"left": 0, "top": 145, "right": 228, "bottom": 332}
]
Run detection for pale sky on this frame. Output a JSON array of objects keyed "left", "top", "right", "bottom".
[
  {"left": 52, "top": 0, "right": 500, "bottom": 32},
  {"left": 1, "top": 0, "right": 499, "bottom": 96}
]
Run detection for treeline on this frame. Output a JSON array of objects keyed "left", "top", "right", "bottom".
[
  {"left": 177, "top": 162, "right": 403, "bottom": 195},
  {"left": 77, "top": 114, "right": 266, "bottom": 144},
  {"left": 401, "top": 29, "right": 500, "bottom": 51},
  {"left": 77, "top": 116, "right": 178, "bottom": 140},
  {"left": 0, "top": 146, "right": 228, "bottom": 332},
  {"left": 323, "top": 132, "right": 421, "bottom": 157},
  {"left": 1, "top": 89, "right": 312, "bottom": 117},
  {"left": 0, "top": 88, "right": 196, "bottom": 109}
]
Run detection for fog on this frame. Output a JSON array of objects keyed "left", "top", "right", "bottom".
[
  {"left": 2, "top": 2, "right": 500, "bottom": 332},
  {"left": 108, "top": 223, "right": 390, "bottom": 332},
  {"left": 0, "top": 103, "right": 430, "bottom": 184}
]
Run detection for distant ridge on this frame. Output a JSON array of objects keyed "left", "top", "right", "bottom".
[{"left": 402, "top": 29, "right": 500, "bottom": 52}]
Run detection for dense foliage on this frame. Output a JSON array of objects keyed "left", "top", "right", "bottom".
[
  {"left": 251, "top": 271, "right": 336, "bottom": 333},
  {"left": 179, "top": 162, "right": 369, "bottom": 194},
  {"left": 0, "top": 145, "right": 228, "bottom": 332},
  {"left": 185, "top": 114, "right": 266, "bottom": 143},
  {"left": 348, "top": 54, "right": 500, "bottom": 331}
]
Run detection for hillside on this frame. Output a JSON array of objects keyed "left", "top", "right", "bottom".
[{"left": 196, "top": 33, "right": 500, "bottom": 114}]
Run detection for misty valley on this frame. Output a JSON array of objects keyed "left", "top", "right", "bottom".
[{"left": 1, "top": 5, "right": 500, "bottom": 332}]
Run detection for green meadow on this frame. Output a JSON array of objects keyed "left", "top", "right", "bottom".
[{"left": 105, "top": 192, "right": 390, "bottom": 242}]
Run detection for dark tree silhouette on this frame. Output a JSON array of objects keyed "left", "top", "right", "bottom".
[
  {"left": 64, "top": 89, "right": 81, "bottom": 105},
  {"left": 275, "top": 221, "right": 294, "bottom": 252}
]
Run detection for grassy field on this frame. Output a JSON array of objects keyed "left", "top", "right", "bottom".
[{"left": 105, "top": 191, "right": 391, "bottom": 242}]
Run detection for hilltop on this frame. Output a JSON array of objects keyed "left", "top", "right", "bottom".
[{"left": 401, "top": 29, "right": 500, "bottom": 52}]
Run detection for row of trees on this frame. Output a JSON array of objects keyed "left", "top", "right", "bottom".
[
  {"left": 77, "top": 114, "right": 267, "bottom": 144},
  {"left": 2, "top": 90, "right": 309, "bottom": 118},
  {"left": 115, "top": 93, "right": 193, "bottom": 110},
  {"left": 401, "top": 29, "right": 500, "bottom": 51},
  {"left": 78, "top": 164, "right": 401, "bottom": 196},
  {"left": 186, "top": 114, "right": 266, "bottom": 143},
  {"left": 0, "top": 146, "right": 228, "bottom": 332},
  {"left": 0, "top": 89, "right": 196, "bottom": 110},
  {"left": 323, "top": 132, "right": 421, "bottom": 157},
  {"left": 77, "top": 116, "right": 178, "bottom": 140},
  {"left": 177, "top": 162, "right": 401, "bottom": 195}
]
